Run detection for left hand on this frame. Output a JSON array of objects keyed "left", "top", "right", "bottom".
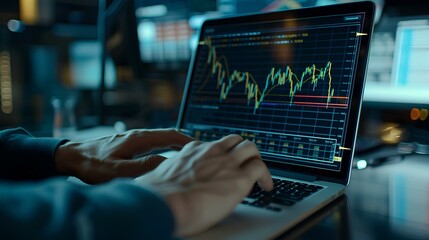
[{"left": 54, "top": 128, "right": 193, "bottom": 184}]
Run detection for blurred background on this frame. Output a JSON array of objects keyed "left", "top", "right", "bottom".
[{"left": 0, "top": 0, "right": 428, "bottom": 149}]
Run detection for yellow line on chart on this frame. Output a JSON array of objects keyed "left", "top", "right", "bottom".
[
  {"left": 339, "top": 146, "right": 351, "bottom": 150},
  {"left": 356, "top": 32, "right": 367, "bottom": 36}
]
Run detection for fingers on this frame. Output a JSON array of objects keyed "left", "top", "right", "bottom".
[
  {"left": 211, "top": 134, "right": 244, "bottom": 152},
  {"left": 219, "top": 137, "right": 271, "bottom": 191},
  {"left": 181, "top": 134, "right": 244, "bottom": 166},
  {"left": 110, "top": 155, "right": 167, "bottom": 178},
  {"left": 241, "top": 158, "right": 273, "bottom": 192},
  {"left": 137, "top": 128, "right": 194, "bottom": 150},
  {"left": 188, "top": 135, "right": 246, "bottom": 179},
  {"left": 134, "top": 155, "right": 167, "bottom": 172},
  {"left": 116, "top": 129, "right": 194, "bottom": 158},
  {"left": 197, "top": 134, "right": 245, "bottom": 161},
  {"left": 227, "top": 140, "right": 261, "bottom": 167},
  {"left": 190, "top": 135, "right": 270, "bottom": 192}
]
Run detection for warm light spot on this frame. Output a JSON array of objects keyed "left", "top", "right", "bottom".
[
  {"left": 381, "top": 124, "right": 403, "bottom": 144},
  {"left": 420, "top": 109, "right": 428, "bottom": 121},
  {"left": 410, "top": 108, "right": 420, "bottom": 121},
  {"left": 0, "top": 51, "right": 13, "bottom": 114},
  {"left": 20, "top": 0, "right": 39, "bottom": 24}
]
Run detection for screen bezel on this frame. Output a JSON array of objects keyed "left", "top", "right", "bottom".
[{"left": 177, "top": 1, "right": 375, "bottom": 185}]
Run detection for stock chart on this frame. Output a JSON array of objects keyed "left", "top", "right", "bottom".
[{"left": 181, "top": 14, "right": 364, "bottom": 171}]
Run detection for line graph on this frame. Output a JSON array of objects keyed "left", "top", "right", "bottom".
[
  {"left": 181, "top": 13, "right": 364, "bottom": 171},
  {"left": 198, "top": 37, "right": 346, "bottom": 113}
]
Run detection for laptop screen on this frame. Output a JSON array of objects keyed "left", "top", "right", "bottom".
[{"left": 178, "top": 2, "right": 374, "bottom": 181}]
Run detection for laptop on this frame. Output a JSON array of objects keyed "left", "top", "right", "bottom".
[{"left": 176, "top": 1, "right": 375, "bottom": 239}]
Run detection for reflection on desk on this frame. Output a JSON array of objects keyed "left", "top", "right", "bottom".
[
  {"left": 276, "top": 195, "right": 350, "bottom": 240},
  {"left": 349, "top": 154, "right": 429, "bottom": 240},
  {"left": 275, "top": 154, "right": 429, "bottom": 240}
]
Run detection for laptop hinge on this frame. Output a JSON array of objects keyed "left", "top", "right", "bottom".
[{"left": 270, "top": 169, "right": 317, "bottom": 182}]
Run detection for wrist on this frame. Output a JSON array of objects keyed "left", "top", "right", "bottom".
[
  {"left": 55, "top": 141, "right": 81, "bottom": 176},
  {"left": 134, "top": 180, "right": 190, "bottom": 236},
  {"left": 164, "top": 191, "right": 188, "bottom": 236}
]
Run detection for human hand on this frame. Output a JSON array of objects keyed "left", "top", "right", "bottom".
[
  {"left": 55, "top": 129, "right": 193, "bottom": 184},
  {"left": 135, "top": 134, "right": 273, "bottom": 237}
]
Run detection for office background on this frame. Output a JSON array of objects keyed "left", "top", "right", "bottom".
[{"left": 0, "top": 0, "right": 428, "bottom": 138}]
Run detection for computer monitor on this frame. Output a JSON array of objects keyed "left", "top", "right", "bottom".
[{"left": 364, "top": 16, "right": 429, "bottom": 106}]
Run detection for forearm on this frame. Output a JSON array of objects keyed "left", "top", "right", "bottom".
[
  {"left": 0, "top": 178, "right": 175, "bottom": 239},
  {"left": 0, "top": 128, "right": 68, "bottom": 180}
]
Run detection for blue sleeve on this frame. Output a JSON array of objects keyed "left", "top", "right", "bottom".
[
  {"left": 0, "top": 128, "right": 68, "bottom": 180},
  {"left": 0, "top": 178, "right": 175, "bottom": 239}
]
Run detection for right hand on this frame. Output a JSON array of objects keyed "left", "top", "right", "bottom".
[{"left": 135, "top": 134, "right": 273, "bottom": 237}]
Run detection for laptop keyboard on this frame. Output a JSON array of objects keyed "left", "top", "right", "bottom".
[{"left": 242, "top": 178, "right": 324, "bottom": 212}]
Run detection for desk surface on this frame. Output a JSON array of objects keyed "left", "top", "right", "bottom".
[{"left": 277, "top": 154, "right": 429, "bottom": 240}]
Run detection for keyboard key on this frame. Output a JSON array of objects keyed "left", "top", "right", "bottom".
[
  {"left": 273, "top": 178, "right": 282, "bottom": 184},
  {"left": 259, "top": 190, "right": 277, "bottom": 197},
  {"left": 302, "top": 187, "right": 318, "bottom": 193},
  {"left": 244, "top": 178, "right": 323, "bottom": 209},
  {"left": 271, "top": 197, "right": 295, "bottom": 206},
  {"left": 277, "top": 194, "right": 303, "bottom": 201},
  {"left": 300, "top": 191, "right": 312, "bottom": 197},
  {"left": 247, "top": 192, "right": 262, "bottom": 199},
  {"left": 277, "top": 187, "right": 293, "bottom": 194},
  {"left": 250, "top": 199, "right": 270, "bottom": 207}
]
